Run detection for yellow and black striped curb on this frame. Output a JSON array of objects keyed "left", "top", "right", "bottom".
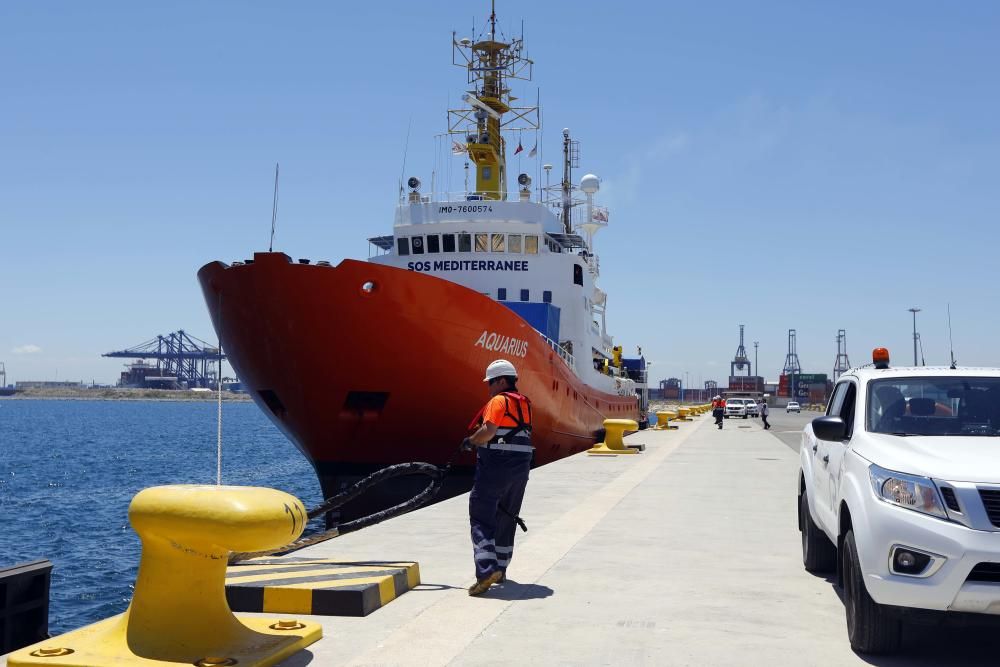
[{"left": 225, "top": 558, "right": 420, "bottom": 617}]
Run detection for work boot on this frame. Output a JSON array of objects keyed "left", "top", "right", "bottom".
[{"left": 468, "top": 570, "right": 503, "bottom": 596}]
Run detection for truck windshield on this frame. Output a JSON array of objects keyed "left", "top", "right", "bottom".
[{"left": 867, "top": 377, "right": 1000, "bottom": 436}]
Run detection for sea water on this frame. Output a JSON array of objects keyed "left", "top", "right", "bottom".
[{"left": 0, "top": 399, "right": 322, "bottom": 634}]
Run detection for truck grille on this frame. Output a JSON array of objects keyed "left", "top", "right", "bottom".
[
  {"left": 978, "top": 489, "right": 1000, "bottom": 527},
  {"left": 966, "top": 562, "right": 1000, "bottom": 583}
]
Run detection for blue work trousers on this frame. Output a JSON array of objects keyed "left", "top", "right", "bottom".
[{"left": 469, "top": 448, "right": 531, "bottom": 580}]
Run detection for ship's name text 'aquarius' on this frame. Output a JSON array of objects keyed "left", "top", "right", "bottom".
[
  {"left": 474, "top": 331, "right": 528, "bottom": 358},
  {"left": 407, "top": 260, "right": 529, "bottom": 272}
]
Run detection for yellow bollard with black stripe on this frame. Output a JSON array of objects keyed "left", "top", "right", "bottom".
[
  {"left": 226, "top": 558, "right": 420, "bottom": 617},
  {"left": 675, "top": 407, "right": 692, "bottom": 421},
  {"left": 588, "top": 418, "right": 640, "bottom": 455},
  {"left": 9, "top": 485, "right": 321, "bottom": 667},
  {"left": 655, "top": 411, "right": 678, "bottom": 430}
]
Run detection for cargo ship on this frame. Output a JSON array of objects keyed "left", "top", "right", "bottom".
[{"left": 197, "top": 5, "right": 647, "bottom": 518}]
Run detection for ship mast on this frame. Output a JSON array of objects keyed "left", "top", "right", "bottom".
[
  {"left": 561, "top": 128, "right": 580, "bottom": 234},
  {"left": 449, "top": 2, "right": 538, "bottom": 201}
]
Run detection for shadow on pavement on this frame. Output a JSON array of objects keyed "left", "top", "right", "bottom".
[
  {"left": 411, "top": 582, "right": 463, "bottom": 591},
  {"left": 272, "top": 649, "right": 314, "bottom": 666},
  {"left": 856, "top": 626, "right": 1000, "bottom": 667},
  {"left": 806, "top": 571, "right": 1000, "bottom": 666},
  {"left": 484, "top": 581, "right": 554, "bottom": 601}
]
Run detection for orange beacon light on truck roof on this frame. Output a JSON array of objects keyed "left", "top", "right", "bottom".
[{"left": 873, "top": 347, "right": 890, "bottom": 369}]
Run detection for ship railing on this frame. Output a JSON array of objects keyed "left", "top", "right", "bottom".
[
  {"left": 541, "top": 335, "right": 575, "bottom": 370},
  {"left": 398, "top": 190, "right": 521, "bottom": 204},
  {"left": 538, "top": 199, "right": 611, "bottom": 228},
  {"left": 394, "top": 190, "right": 608, "bottom": 211}
]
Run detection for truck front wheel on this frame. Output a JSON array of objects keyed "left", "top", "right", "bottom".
[{"left": 842, "top": 530, "right": 902, "bottom": 654}]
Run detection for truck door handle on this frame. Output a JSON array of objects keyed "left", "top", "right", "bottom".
[
  {"left": 822, "top": 455, "right": 830, "bottom": 464},
  {"left": 812, "top": 444, "right": 818, "bottom": 453}
]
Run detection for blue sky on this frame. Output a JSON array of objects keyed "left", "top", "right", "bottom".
[{"left": 3, "top": 1, "right": 999, "bottom": 387}]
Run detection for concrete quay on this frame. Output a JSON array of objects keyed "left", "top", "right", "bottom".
[
  {"left": 269, "top": 411, "right": 1000, "bottom": 666},
  {"left": 9, "top": 411, "right": 1000, "bottom": 666}
]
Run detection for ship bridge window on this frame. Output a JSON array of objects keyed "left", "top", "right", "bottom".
[
  {"left": 411, "top": 236, "right": 424, "bottom": 254},
  {"left": 498, "top": 287, "right": 507, "bottom": 301},
  {"left": 458, "top": 233, "right": 472, "bottom": 252},
  {"left": 573, "top": 264, "right": 583, "bottom": 286},
  {"left": 491, "top": 233, "right": 505, "bottom": 252},
  {"left": 443, "top": 234, "right": 456, "bottom": 252},
  {"left": 427, "top": 234, "right": 440, "bottom": 253},
  {"left": 397, "top": 237, "right": 410, "bottom": 256},
  {"left": 475, "top": 233, "right": 489, "bottom": 252},
  {"left": 508, "top": 234, "right": 522, "bottom": 253},
  {"left": 525, "top": 235, "right": 538, "bottom": 254},
  {"left": 520, "top": 288, "right": 530, "bottom": 302},
  {"left": 543, "top": 290, "right": 552, "bottom": 303}
]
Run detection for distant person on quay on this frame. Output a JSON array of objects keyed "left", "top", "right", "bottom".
[
  {"left": 462, "top": 359, "right": 533, "bottom": 596},
  {"left": 760, "top": 399, "right": 770, "bottom": 430},
  {"left": 712, "top": 395, "right": 725, "bottom": 429}
]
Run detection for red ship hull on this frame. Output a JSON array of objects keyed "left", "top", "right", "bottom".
[{"left": 198, "top": 252, "right": 638, "bottom": 517}]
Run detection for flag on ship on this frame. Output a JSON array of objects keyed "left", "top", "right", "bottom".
[
  {"left": 593, "top": 208, "right": 609, "bottom": 222},
  {"left": 528, "top": 142, "right": 537, "bottom": 157},
  {"left": 514, "top": 139, "right": 523, "bottom": 155},
  {"left": 452, "top": 140, "right": 466, "bottom": 155}
]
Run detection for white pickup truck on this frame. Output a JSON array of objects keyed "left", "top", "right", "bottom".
[
  {"left": 798, "top": 353, "right": 1000, "bottom": 654},
  {"left": 724, "top": 398, "right": 749, "bottom": 419}
]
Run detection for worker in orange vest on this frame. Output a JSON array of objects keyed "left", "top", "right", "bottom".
[
  {"left": 712, "top": 395, "right": 726, "bottom": 429},
  {"left": 462, "top": 359, "right": 533, "bottom": 596}
]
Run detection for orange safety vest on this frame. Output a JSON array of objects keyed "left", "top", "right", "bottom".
[{"left": 468, "top": 391, "right": 533, "bottom": 451}]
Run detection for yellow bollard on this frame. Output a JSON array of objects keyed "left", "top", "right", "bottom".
[
  {"left": 588, "top": 418, "right": 640, "bottom": 455},
  {"left": 676, "top": 407, "right": 692, "bottom": 421},
  {"left": 654, "top": 411, "right": 674, "bottom": 430},
  {"left": 9, "top": 485, "right": 322, "bottom": 667}
]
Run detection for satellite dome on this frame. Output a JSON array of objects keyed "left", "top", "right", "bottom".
[{"left": 580, "top": 173, "right": 600, "bottom": 195}]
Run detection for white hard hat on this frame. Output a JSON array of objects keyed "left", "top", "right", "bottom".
[
  {"left": 714, "top": 395, "right": 721, "bottom": 400},
  {"left": 484, "top": 359, "right": 518, "bottom": 382}
]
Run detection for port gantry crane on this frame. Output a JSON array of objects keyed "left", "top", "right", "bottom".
[
  {"left": 731, "top": 324, "right": 752, "bottom": 377},
  {"left": 783, "top": 329, "right": 803, "bottom": 399},
  {"left": 103, "top": 330, "right": 224, "bottom": 389},
  {"left": 833, "top": 329, "right": 851, "bottom": 381}
]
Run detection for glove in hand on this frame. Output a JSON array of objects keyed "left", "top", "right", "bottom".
[{"left": 460, "top": 437, "right": 474, "bottom": 452}]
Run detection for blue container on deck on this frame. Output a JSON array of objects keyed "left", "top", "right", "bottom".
[{"left": 501, "top": 302, "right": 561, "bottom": 342}]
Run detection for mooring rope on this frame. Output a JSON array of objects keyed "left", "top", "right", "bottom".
[{"left": 229, "top": 461, "right": 450, "bottom": 563}]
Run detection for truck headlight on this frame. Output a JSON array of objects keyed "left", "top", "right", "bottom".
[{"left": 869, "top": 464, "right": 948, "bottom": 519}]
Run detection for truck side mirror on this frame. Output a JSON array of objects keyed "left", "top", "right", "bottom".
[{"left": 812, "top": 416, "right": 847, "bottom": 441}]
